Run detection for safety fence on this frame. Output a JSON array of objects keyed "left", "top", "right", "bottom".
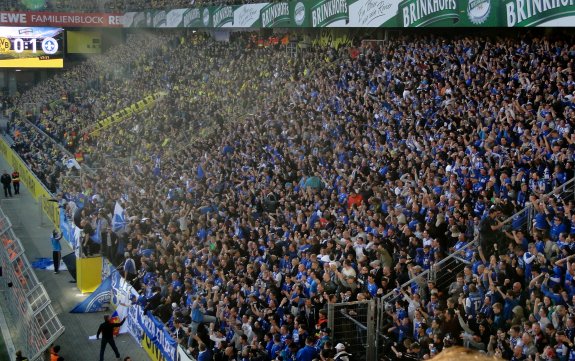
[
  {"left": 0, "top": 207, "right": 64, "bottom": 361},
  {"left": 327, "top": 300, "right": 375, "bottom": 361},
  {"left": 327, "top": 177, "right": 575, "bottom": 361}
]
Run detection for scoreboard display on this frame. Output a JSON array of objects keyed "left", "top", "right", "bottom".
[{"left": 0, "top": 27, "right": 64, "bottom": 68}]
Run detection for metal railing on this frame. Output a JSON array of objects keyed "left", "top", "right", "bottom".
[
  {"left": 327, "top": 300, "right": 375, "bottom": 361},
  {"left": 369, "top": 176, "right": 575, "bottom": 361},
  {"left": 0, "top": 207, "right": 64, "bottom": 361}
]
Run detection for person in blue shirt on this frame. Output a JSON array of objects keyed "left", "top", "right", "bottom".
[
  {"left": 197, "top": 343, "right": 213, "bottom": 361},
  {"left": 50, "top": 230, "right": 62, "bottom": 274},
  {"left": 296, "top": 336, "right": 318, "bottom": 361}
]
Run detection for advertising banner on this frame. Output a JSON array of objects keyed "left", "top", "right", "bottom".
[
  {"left": 0, "top": 11, "right": 123, "bottom": 27},
  {"left": 122, "top": 0, "right": 575, "bottom": 28}
]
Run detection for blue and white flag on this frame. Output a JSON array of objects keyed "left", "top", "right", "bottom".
[
  {"left": 153, "top": 155, "right": 161, "bottom": 177},
  {"left": 112, "top": 202, "right": 128, "bottom": 234},
  {"left": 90, "top": 219, "right": 102, "bottom": 244},
  {"left": 64, "top": 158, "right": 81, "bottom": 170},
  {"left": 70, "top": 276, "right": 112, "bottom": 313}
]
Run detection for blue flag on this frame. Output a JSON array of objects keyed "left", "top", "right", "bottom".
[
  {"left": 91, "top": 219, "right": 102, "bottom": 244},
  {"left": 197, "top": 164, "right": 205, "bottom": 179},
  {"left": 112, "top": 202, "right": 128, "bottom": 234},
  {"left": 70, "top": 276, "right": 112, "bottom": 313}
]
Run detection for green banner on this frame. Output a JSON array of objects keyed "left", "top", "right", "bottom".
[
  {"left": 310, "top": 0, "right": 349, "bottom": 27},
  {"left": 212, "top": 5, "right": 234, "bottom": 27},
  {"left": 503, "top": 0, "right": 575, "bottom": 27},
  {"left": 182, "top": 8, "right": 203, "bottom": 27},
  {"left": 399, "top": 0, "right": 459, "bottom": 27},
  {"left": 122, "top": 0, "right": 575, "bottom": 28},
  {"left": 260, "top": 2, "right": 291, "bottom": 27}
]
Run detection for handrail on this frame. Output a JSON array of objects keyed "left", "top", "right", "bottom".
[{"left": 380, "top": 175, "right": 575, "bottom": 303}]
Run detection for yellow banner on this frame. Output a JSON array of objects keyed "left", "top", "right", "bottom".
[
  {"left": 0, "top": 138, "right": 60, "bottom": 230},
  {"left": 141, "top": 333, "right": 167, "bottom": 361},
  {"left": 91, "top": 92, "right": 166, "bottom": 136}
]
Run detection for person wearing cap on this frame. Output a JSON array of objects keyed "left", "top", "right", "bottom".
[
  {"left": 50, "top": 230, "right": 63, "bottom": 274},
  {"left": 334, "top": 343, "right": 351, "bottom": 361},
  {"left": 315, "top": 327, "right": 331, "bottom": 350}
]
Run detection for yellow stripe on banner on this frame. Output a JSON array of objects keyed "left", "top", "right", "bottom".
[
  {"left": 0, "top": 138, "right": 60, "bottom": 230},
  {"left": 90, "top": 91, "right": 167, "bottom": 137},
  {"left": 141, "top": 333, "right": 166, "bottom": 361},
  {"left": 0, "top": 57, "right": 63, "bottom": 68}
]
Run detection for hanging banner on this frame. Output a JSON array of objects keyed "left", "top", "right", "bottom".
[
  {"left": 121, "top": 0, "right": 575, "bottom": 28},
  {"left": 0, "top": 11, "right": 123, "bottom": 27}
]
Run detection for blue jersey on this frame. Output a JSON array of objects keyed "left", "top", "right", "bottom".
[{"left": 465, "top": 291, "right": 483, "bottom": 318}]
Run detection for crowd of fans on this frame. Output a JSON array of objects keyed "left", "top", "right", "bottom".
[{"left": 6, "top": 29, "right": 575, "bottom": 361}]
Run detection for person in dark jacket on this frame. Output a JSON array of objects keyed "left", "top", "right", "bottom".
[
  {"left": 15, "top": 350, "right": 28, "bottom": 361},
  {"left": 96, "top": 314, "right": 126, "bottom": 361},
  {"left": 11, "top": 170, "right": 19, "bottom": 194},
  {"left": 1, "top": 170, "right": 12, "bottom": 197}
]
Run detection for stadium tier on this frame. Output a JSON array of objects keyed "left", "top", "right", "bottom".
[{"left": 2, "top": 15, "right": 575, "bottom": 361}]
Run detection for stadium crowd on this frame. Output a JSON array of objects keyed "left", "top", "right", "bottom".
[{"left": 7, "top": 29, "right": 575, "bottom": 361}]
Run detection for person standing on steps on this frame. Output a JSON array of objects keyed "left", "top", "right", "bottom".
[
  {"left": 51, "top": 230, "right": 62, "bottom": 274},
  {"left": 97, "top": 314, "right": 126, "bottom": 361},
  {"left": 11, "top": 169, "right": 19, "bottom": 195},
  {"left": 1, "top": 169, "right": 12, "bottom": 197}
]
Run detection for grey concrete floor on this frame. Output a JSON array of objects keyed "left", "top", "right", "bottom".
[{"left": 0, "top": 153, "right": 150, "bottom": 361}]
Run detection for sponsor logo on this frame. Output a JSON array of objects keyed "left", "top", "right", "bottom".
[
  {"left": 311, "top": 0, "right": 348, "bottom": 27},
  {"left": 402, "top": 0, "right": 458, "bottom": 27},
  {"left": 467, "top": 0, "right": 491, "bottom": 24},
  {"left": 261, "top": 3, "right": 290, "bottom": 27},
  {"left": 505, "top": 0, "right": 575, "bottom": 27},
  {"left": 294, "top": 2, "right": 306, "bottom": 25},
  {"left": 183, "top": 9, "right": 201, "bottom": 27},
  {"left": 213, "top": 6, "right": 234, "bottom": 27}
]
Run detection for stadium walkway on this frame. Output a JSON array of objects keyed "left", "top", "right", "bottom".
[{"left": 0, "top": 154, "right": 149, "bottom": 361}]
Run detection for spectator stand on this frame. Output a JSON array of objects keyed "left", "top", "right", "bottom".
[{"left": 373, "top": 176, "right": 575, "bottom": 360}]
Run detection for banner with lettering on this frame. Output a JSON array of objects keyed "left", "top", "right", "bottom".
[
  {"left": 0, "top": 11, "right": 123, "bottom": 27},
  {"left": 121, "top": 0, "right": 575, "bottom": 28},
  {"left": 138, "top": 310, "right": 179, "bottom": 361}
]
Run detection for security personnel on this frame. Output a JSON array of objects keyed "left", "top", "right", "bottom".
[
  {"left": 11, "top": 170, "right": 19, "bottom": 195},
  {"left": 49, "top": 345, "right": 61, "bottom": 361},
  {"left": 0, "top": 170, "right": 11, "bottom": 197}
]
